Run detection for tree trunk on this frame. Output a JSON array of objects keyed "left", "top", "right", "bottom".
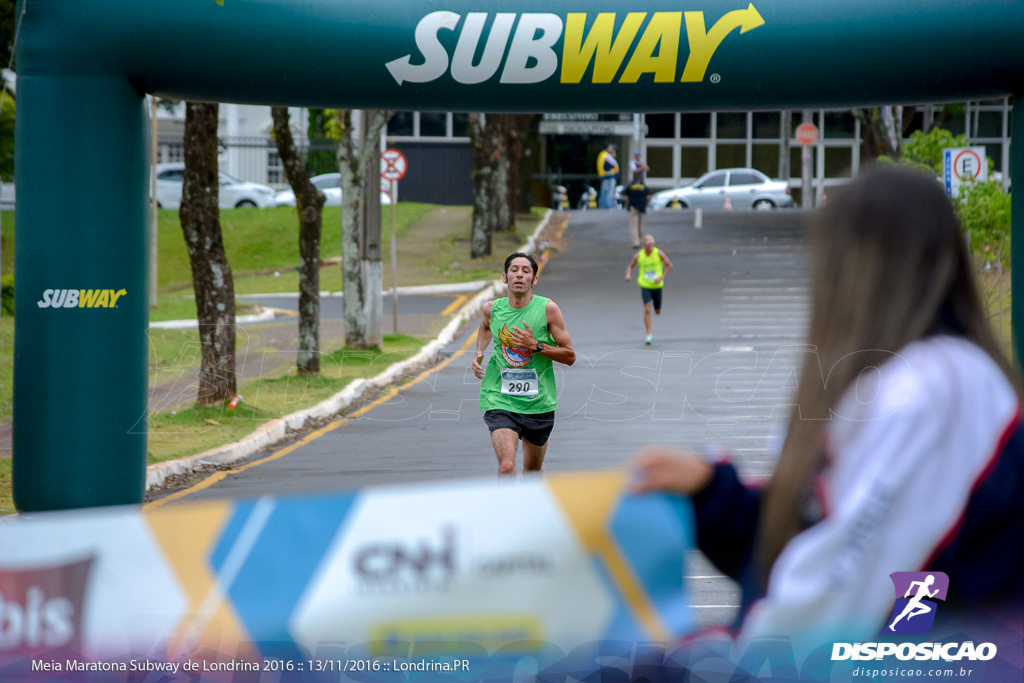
[
  {"left": 468, "top": 113, "right": 493, "bottom": 259},
  {"left": 179, "top": 102, "right": 236, "bottom": 407},
  {"left": 503, "top": 115, "right": 528, "bottom": 230},
  {"left": 488, "top": 116, "right": 511, "bottom": 234},
  {"left": 271, "top": 106, "right": 325, "bottom": 375},
  {"left": 335, "top": 109, "right": 391, "bottom": 349},
  {"left": 514, "top": 115, "right": 542, "bottom": 215},
  {"left": 852, "top": 107, "right": 897, "bottom": 164}
]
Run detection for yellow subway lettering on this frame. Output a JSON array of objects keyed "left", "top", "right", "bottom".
[
  {"left": 109, "top": 288, "right": 127, "bottom": 308},
  {"left": 619, "top": 12, "right": 681, "bottom": 83},
  {"left": 681, "top": 3, "right": 764, "bottom": 82},
  {"left": 560, "top": 13, "right": 645, "bottom": 84},
  {"left": 79, "top": 289, "right": 100, "bottom": 307}
]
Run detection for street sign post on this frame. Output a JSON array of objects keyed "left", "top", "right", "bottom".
[
  {"left": 797, "top": 120, "right": 818, "bottom": 209},
  {"left": 381, "top": 149, "right": 408, "bottom": 334},
  {"left": 796, "top": 122, "right": 819, "bottom": 146},
  {"left": 943, "top": 146, "right": 988, "bottom": 198}
]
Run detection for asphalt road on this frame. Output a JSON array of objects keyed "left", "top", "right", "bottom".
[{"left": 161, "top": 206, "right": 812, "bottom": 629}]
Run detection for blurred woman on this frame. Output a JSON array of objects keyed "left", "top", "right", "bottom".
[{"left": 633, "top": 167, "right": 1024, "bottom": 644}]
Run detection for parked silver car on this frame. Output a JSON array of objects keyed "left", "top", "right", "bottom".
[
  {"left": 274, "top": 172, "right": 391, "bottom": 207},
  {"left": 154, "top": 163, "right": 276, "bottom": 209},
  {"left": 649, "top": 168, "right": 793, "bottom": 210}
]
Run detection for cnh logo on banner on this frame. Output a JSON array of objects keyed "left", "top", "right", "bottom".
[{"left": 885, "top": 571, "right": 949, "bottom": 635}]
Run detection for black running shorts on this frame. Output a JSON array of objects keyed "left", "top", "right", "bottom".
[
  {"left": 641, "top": 287, "right": 663, "bottom": 309},
  {"left": 483, "top": 409, "right": 556, "bottom": 446}
]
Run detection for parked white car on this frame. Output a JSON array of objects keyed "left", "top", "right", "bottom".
[
  {"left": 154, "top": 163, "right": 276, "bottom": 209},
  {"left": 273, "top": 172, "right": 391, "bottom": 207},
  {"left": 649, "top": 168, "right": 793, "bottom": 210}
]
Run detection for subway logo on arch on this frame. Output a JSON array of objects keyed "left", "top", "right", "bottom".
[
  {"left": 37, "top": 288, "right": 127, "bottom": 309},
  {"left": 386, "top": 4, "right": 764, "bottom": 86}
]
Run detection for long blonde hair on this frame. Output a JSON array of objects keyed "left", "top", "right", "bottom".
[{"left": 757, "top": 167, "right": 1019, "bottom": 583}]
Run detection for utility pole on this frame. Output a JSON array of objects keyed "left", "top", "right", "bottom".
[{"left": 801, "top": 109, "right": 813, "bottom": 209}]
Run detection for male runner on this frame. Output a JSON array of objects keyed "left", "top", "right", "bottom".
[
  {"left": 472, "top": 253, "right": 576, "bottom": 476},
  {"left": 625, "top": 234, "right": 673, "bottom": 344}
]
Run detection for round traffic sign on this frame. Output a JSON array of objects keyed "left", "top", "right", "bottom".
[
  {"left": 796, "top": 122, "right": 819, "bottom": 146},
  {"left": 953, "top": 149, "right": 984, "bottom": 181},
  {"left": 381, "top": 148, "right": 408, "bottom": 181}
]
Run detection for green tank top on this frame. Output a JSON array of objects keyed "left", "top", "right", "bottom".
[
  {"left": 637, "top": 247, "right": 664, "bottom": 289},
  {"left": 480, "top": 295, "right": 557, "bottom": 414}
]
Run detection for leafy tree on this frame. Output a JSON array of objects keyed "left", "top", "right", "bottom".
[
  {"left": 899, "top": 127, "right": 969, "bottom": 175},
  {"left": 180, "top": 102, "right": 237, "bottom": 406},
  {"left": 271, "top": 106, "right": 326, "bottom": 374},
  {"left": 0, "top": 89, "right": 12, "bottom": 182},
  {"left": 956, "top": 179, "right": 1011, "bottom": 267}
]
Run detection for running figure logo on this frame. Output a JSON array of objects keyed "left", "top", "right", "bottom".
[
  {"left": 885, "top": 571, "right": 949, "bottom": 635},
  {"left": 498, "top": 324, "right": 533, "bottom": 367}
]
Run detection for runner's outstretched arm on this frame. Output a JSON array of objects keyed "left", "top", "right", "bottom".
[
  {"left": 471, "top": 301, "right": 494, "bottom": 380},
  {"left": 626, "top": 254, "right": 639, "bottom": 281}
]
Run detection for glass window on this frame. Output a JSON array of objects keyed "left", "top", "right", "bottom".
[
  {"left": 729, "top": 171, "right": 763, "bottom": 186},
  {"left": 823, "top": 111, "right": 856, "bottom": 139},
  {"left": 419, "top": 112, "right": 447, "bottom": 137},
  {"left": 791, "top": 147, "right": 812, "bottom": 177},
  {"left": 267, "top": 151, "right": 283, "bottom": 185},
  {"left": 697, "top": 172, "right": 726, "bottom": 188},
  {"left": 824, "top": 147, "right": 853, "bottom": 178},
  {"left": 647, "top": 146, "right": 674, "bottom": 178},
  {"left": 679, "top": 146, "right": 708, "bottom": 178},
  {"left": 679, "top": 114, "right": 711, "bottom": 138},
  {"left": 717, "top": 113, "right": 747, "bottom": 139},
  {"left": 753, "top": 112, "right": 780, "bottom": 139},
  {"left": 716, "top": 144, "right": 746, "bottom": 168},
  {"left": 388, "top": 111, "right": 414, "bottom": 136},
  {"left": 646, "top": 114, "right": 675, "bottom": 139},
  {"left": 452, "top": 113, "right": 470, "bottom": 137},
  {"left": 944, "top": 112, "right": 966, "bottom": 136},
  {"left": 751, "top": 144, "right": 780, "bottom": 177},
  {"left": 983, "top": 143, "right": 1003, "bottom": 172},
  {"left": 976, "top": 111, "right": 1003, "bottom": 138},
  {"left": 904, "top": 109, "right": 925, "bottom": 135}
]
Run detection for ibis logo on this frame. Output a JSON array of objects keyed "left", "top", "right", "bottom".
[
  {"left": 37, "top": 288, "right": 127, "bottom": 309},
  {"left": 386, "top": 4, "right": 764, "bottom": 86}
]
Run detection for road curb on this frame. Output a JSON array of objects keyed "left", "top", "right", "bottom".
[
  {"left": 149, "top": 308, "right": 277, "bottom": 330},
  {"left": 145, "top": 210, "right": 554, "bottom": 492}
]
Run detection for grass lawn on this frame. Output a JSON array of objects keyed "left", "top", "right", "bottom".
[{"left": 145, "top": 333, "right": 425, "bottom": 465}]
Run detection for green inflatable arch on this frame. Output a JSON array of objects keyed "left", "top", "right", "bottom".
[{"left": 13, "top": 0, "right": 1024, "bottom": 510}]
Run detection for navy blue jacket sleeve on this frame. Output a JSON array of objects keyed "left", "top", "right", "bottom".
[{"left": 690, "top": 462, "right": 761, "bottom": 580}]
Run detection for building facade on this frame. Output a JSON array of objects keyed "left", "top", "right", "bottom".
[{"left": 155, "top": 99, "right": 1015, "bottom": 208}]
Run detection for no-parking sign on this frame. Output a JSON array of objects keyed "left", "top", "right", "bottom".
[
  {"left": 381, "top": 148, "right": 408, "bottom": 182},
  {"left": 943, "top": 146, "right": 987, "bottom": 198}
]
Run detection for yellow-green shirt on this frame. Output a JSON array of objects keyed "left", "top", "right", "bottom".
[{"left": 637, "top": 248, "right": 664, "bottom": 289}]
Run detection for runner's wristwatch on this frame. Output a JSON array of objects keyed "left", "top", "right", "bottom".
[{"left": 535, "top": 342, "right": 545, "bottom": 353}]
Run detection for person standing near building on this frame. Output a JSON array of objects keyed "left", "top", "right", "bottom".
[
  {"left": 472, "top": 252, "right": 576, "bottom": 476},
  {"left": 625, "top": 172, "right": 650, "bottom": 250},
  {"left": 596, "top": 144, "right": 619, "bottom": 209},
  {"left": 625, "top": 234, "right": 673, "bottom": 344},
  {"left": 629, "top": 151, "right": 649, "bottom": 182}
]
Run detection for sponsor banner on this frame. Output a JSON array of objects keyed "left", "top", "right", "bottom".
[
  {"left": 3, "top": 475, "right": 1020, "bottom": 682},
  {"left": 0, "top": 471, "right": 695, "bottom": 670}
]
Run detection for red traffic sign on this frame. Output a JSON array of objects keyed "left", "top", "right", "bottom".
[
  {"left": 796, "top": 122, "right": 819, "bottom": 146},
  {"left": 381, "top": 148, "right": 408, "bottom": 181}
]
